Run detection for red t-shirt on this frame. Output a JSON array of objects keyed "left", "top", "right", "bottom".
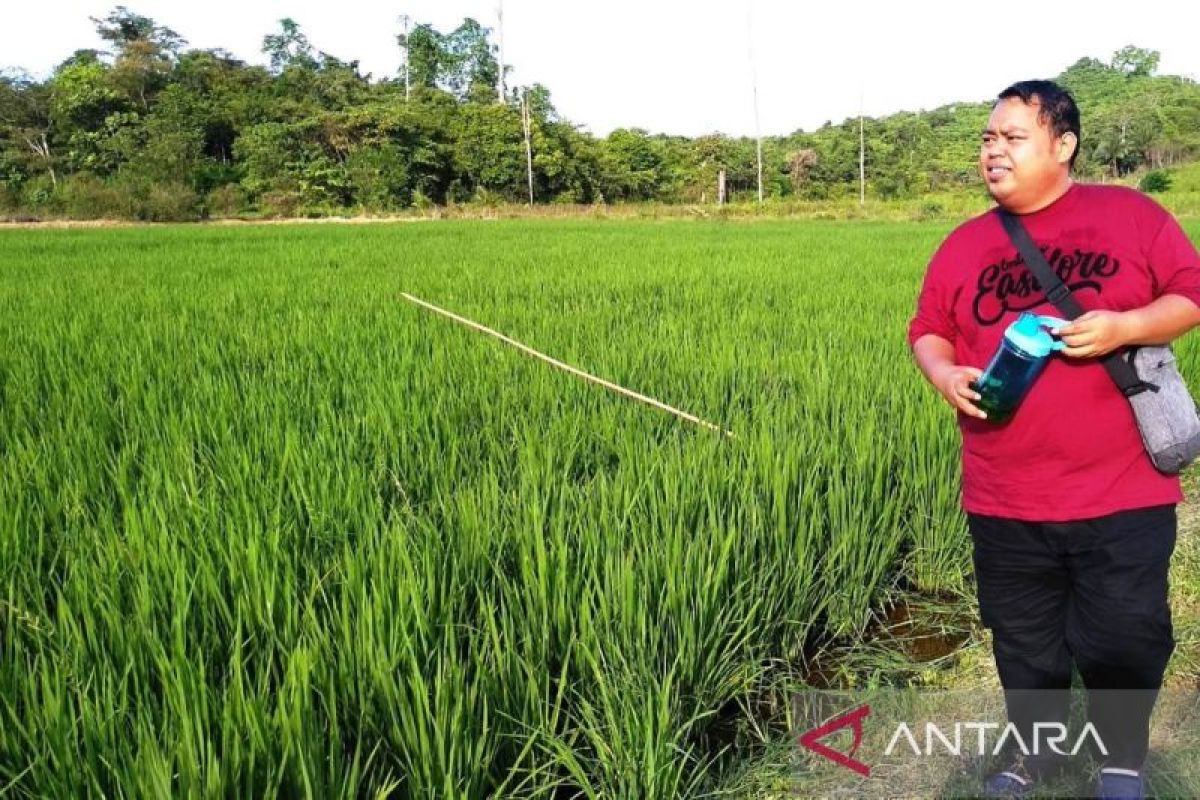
[{"left": 908, "top": 182, "right": 1200, "bottom": 521}]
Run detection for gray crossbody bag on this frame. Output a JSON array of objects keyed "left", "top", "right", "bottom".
[{"left": 999, "top": 209, "right": 1200, "bottom": 475}]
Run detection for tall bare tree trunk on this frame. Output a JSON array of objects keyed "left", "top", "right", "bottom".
[
  {"left": 746, "top": 4, "right": 763, "bottom": 204},
  {"left": 521, "top": 89, "right": 534, "bottom": 205},
  {"left": 859, "top": 94, "right": 865, "bottom": 206},
  {"left": 400, "top": 14, "right": 411, "bottom": 101},
  {"left": 496, "top": 1, "right": 506, "bottom": 103}
]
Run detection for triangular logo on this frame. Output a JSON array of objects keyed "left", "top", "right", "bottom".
[{"left": 798, "top": 704, "right": 871, "bottom": 777}]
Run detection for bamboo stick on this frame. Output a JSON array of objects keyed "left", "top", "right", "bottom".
[{"left": 401, "top": 292, "right": 735, "bottom": 438}]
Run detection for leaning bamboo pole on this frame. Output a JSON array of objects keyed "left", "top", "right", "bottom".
[{"left": 401, "top": 292, "right": 735, "bottom": 438}]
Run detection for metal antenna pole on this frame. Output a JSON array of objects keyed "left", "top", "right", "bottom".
[
  {"left": 859, "top": 90, "right": 865, "bottom": 206},
  {"left": 400, "top": 14, "right": 411, "bottom": 101},
  {"left": 496, "top": 0, "right": 506, "bottom": 103},
  {"left": 747, "top": 3, "right": 764, "bottom": 204},
  {"left": 522, "top": 88, "right": 535, "bottom": 205}
]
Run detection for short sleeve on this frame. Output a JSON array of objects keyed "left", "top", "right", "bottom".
[
  {"left": 1148, "top": 215, "right": 1200, "bottom": 308},
  {"left": 907, "top": 236, "right": 960, "bottom": 347}
]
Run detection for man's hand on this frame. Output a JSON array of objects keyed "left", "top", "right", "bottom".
[
  {"left": 911, "top": 334, "right": 987, "bottom": 418},
  {"left": 932, "top": 364, "right": 988, "bottom": 419},
  {"left": 1055, "top": 310, "right": 1134, "bottom": 359}
]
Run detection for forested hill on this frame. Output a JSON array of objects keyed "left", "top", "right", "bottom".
[{"left": 1, "top": 7, "right": 1197, "bottom": 220}]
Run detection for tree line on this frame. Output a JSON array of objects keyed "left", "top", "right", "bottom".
[{"left": 1, "top": 8, "right": 1197, "bottom": 221}]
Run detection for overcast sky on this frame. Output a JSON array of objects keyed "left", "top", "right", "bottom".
[{"left": 3, "top": 0, "right": 1198, "bottom": 137}]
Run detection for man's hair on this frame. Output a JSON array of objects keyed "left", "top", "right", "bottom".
[{"left": 996, "top": 80, "right": 1081, "bottom": 170}]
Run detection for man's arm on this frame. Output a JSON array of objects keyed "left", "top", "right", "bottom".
[
  {"left": 912, "top": 333, "right": 988, "bottom": 419},
  {"left": 1126, "top": 294, "right": 1200, "bottom": 345},
  {"left": 1056, "top": 295, "right": 1200, "bottom": 359}
]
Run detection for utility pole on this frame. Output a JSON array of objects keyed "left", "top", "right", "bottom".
[
  {"left": 747, "top": 3, "right": 764, "bottom": 203},
  {"left": 859, "top": 91, "right": 865, "bottom": 206},
  {"left": 496, "top": 1, "right": 506, "bottom": 103},
  {"left": 753, "top": 88, "right": 764, "bottom": 204},
  {"left": 521, "top": 88, "right": 535, "bottom": 205},
  {"left": 400, "top": 14, "right": 411, "bottom": 101}
]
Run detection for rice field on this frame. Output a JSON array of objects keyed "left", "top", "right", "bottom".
[{"left": 1, "top": 219, "right": 1196, "bottom": 797}]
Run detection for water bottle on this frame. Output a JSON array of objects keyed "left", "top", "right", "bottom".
[{"left": 970, "top": 312, "right": 1069, "bottom": 424}]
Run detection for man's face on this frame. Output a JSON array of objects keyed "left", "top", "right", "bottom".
[{"left": 979, "top": 97, "right": 1075, "bottom": 212}]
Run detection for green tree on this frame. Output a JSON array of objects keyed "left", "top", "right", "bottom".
[
  {"left": 454, "top": 102, "right": 524, "bottom": 198},
  {"left": 399, "top": 24, "right": 445, "bottom": 92},
  {"left": 262, "top": 18, "right": 318, "bottom": 74},
  {"left": 0, "top": 71, "right": 58, "bottom": 188},
  {"left": 600, "top": 129, "right": 672, "bottom": 201},
  {"left": 397, "top": 19, "right": 501, "bottom": 103},
  {"left": 91, "top": 6, "right": 185, "bottom": 55},
  {"left": 443, "top": 19, "right": 500, "bottom": 103},
  {"left": 90, "top": 7, "right": 185, "bottom": 109},
  {"left": 0, "top": 70, "right": 62, "bottom": 190},
  {"left": 1111, "top": 45, "right": 1160, "bottom": 77},
  {"left": 49, "top": 53, "right": 120, "bottom": 133}
]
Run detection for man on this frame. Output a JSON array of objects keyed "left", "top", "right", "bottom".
[{"left": 908, "top": 80, "right": 1200, "bottom": 798}]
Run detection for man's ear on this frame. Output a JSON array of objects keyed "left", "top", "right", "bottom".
[{"left": 1057, "top": 132, "right": 1078, "bottom": 166}]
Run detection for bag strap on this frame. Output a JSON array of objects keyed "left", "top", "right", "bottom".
[{"left": 995, "top": 208, "right": 1155, "bottom": 397}]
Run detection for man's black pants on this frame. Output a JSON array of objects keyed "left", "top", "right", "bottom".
[{"left": 968, "top": 504, "right": 1177, "bottom": 773}]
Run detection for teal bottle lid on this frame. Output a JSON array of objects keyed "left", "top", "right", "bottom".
[{"left": 1004, "top": 312, "right": 1069, "bottom": 357}]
